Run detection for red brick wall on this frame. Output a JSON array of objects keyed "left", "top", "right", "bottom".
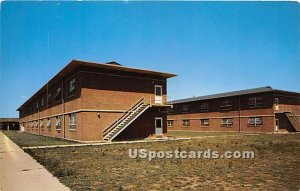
[
  {"left": 80, "top": 72, "right": 167, "bottom": 110},
  {"left": 168, "top": 92, "right": 300, "bottom": 133},
  {"left": 168, "top": 93, "right": 274, "bottom": 132},
  {"left": 80, "top": 111, "right": 122, "bottom": 141},
  {"left": 20, "top": 69, "right": 170, "bottom": 141},
  {"left": 115, "top": 107, "right": 167, "bottom": 140}
]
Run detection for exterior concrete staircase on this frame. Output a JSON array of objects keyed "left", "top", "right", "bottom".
[
  {"left": 103, "top": 98, "right": 150, "bottom": 141},
  {"left": 285, "top": 112, "right": 300, "bottom": 132}
]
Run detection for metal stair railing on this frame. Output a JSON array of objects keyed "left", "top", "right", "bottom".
[
  {"left": 290, "top": 112, "right": 300, "bottom": 131},
  {"left": 103, "top": 97, "right": 145, "bottom": 137},
  {"left": 285, "top": 112, "right": 300, "bottom": 132},
  {"left": 107, "top": 101, "right": 151, "bottom": 141}
]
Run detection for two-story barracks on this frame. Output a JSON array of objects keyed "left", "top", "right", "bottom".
[
  {"left": 167, "top": 87, "right": 300, "bottom": 133},
  {"left": 17, "top": 60, "right": 176, "bottom": 141}
]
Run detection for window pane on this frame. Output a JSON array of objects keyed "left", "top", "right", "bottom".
[
  {"left": 182, "top": 105, "right": 189, "bottom": 112},
  {"left": 155, "top": 86, "right": 162, "bottom": 96},
  {"left": 167, "top": 120, "right": 173, "bottom": 127},
  {"left": 156, "top": 118, "right": 162, "bottom": 128},
  {"left": 69, "top": 78, "right": 76, "bottom": 94},
  {"left": 275, "top": 98, "right": 279, "bottom": 105}
]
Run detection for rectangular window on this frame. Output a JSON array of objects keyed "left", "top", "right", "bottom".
[
  {"left": 55, "top": 87, "right": 62, "bottom": 102},
  {"left": 56, "top": 116, "right": 62, "bottom": 130},
  {"left": 275, "top": 98, "right": 279, "bottom": 105},
  {"left": 41, "top": 98, "right": 44, "bottom": 108},
  {"left": 69, "top": 78, "right": 76, "bottom": 95},
  {"left": 40, "top": 120, "right": 44, "bottom": 128},
  {"left": 220, "top": 100, "right": 233, "bottom": 111},
  {"left": 167, "top": 120, "right": 174, "bottom": 127},
  {"left": 200, "top": 102, "right": 209, "bottom": 112},
  {"left": 221, "top": 118, "right": 233, "bottom": 127},
  {"left": 155, "top": 118, "right": 163, "bottom": 128},
  {"left": 34, "top": 121, "right": 38, "bottom": 128},
  {"left": 200, "top": 119, "right": 209, "bottom": 127},
  {"left": 69, "top": 113, "right": 76, "bottom": 129},
  {"left": 155, "top": 86, "right": 162, "bottom": 96},
  {"left": 47, "top": 94, "right": 52, "bottom": 105},
  {"left": 182, "top": 105, "right": 189, "bottom": 113},
  {"left": 182, "top": 120, "right": 190, "bottom": 127},
  {"left": 248, "top": 117, "right": 263, "bottom": 127},
  {"left": 47, "top": 118, "right": 51, "bottom": 127},
  {"left": 167, "top": 107, "right": 174, "bottom": 114},
  {"left": 47, "top": 118, "right": 51, "bottom": 130},
  {"left": 248, "top": 97, "right": 263, "bottom": 108}
]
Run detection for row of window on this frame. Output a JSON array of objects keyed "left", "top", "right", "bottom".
[
  {"left": 24, "top": 113, "right": 77, "bottom": 130},
  {"left": 20, "top": 78, "right": 76, "bottom": 116},
  {"left": 167, "top": 117, "right": 263, "bottom": 127},
  {"left": 180, "top": 97, "right": 265, "bottom": 113}
]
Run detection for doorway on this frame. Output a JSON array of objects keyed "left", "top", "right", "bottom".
[
  {"left": 155, "top": 117, "right": 163, "bottom": 135},
  {"left": 155, "top": 85, "right": 163, "bottom": 104}
]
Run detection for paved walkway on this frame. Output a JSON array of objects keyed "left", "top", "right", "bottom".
[
  {"left": 22, "top": 137, "right": 191, "bottom": 150},
  {"left": 0, "top": 132, "right": 70, "bottom": 191}
]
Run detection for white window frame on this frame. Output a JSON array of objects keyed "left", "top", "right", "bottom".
[
  {"left": 154, "top": 85, "right": 162, "bottom": 96},
  {"left": 56, "top": 116, "right": 62, "bottom": 130},
  {"left": 200, "top": 102, "right": 209, "bottom": 112},
  {"left": 40, "top": 120, "right": 44, "bottom": 127},
  {"left": 275, "top": 98, "right": 279, "bottom": 105},
  {"left": 182, "top": 119, "right": 190, "bottom": 127},
  {"left": 200, "top": 119, "right": 209, "bottom": 127},
  {"left": 220, "top": 100, "right": 233, "bottom": 110},
  {"left": 182, "top": 105, "right": 189, "bottom": 113},
  {"left": 47, "top": 118, "right": 51, "bottom": 127},
  {"left": 221, "top": 118, "right": 233, "bottom": 127},
  {"left": 69, "top": 113, "right": 76, "bottom": 129},
  {"left": 55, "top": 87, "right": 62, "bottom": 102},
  {"left": 248, "top": 97, "right": 263, "bottom": 108},
  {"left": 248, "top": 117, "right": 263, "bottom": 127},
  {"left": 69, "top": 78, "right": 76, "bottom": 95},
  {"left": 47, "top": 94, "right": 52, "bottom": 105},
  {"left": 34, "top": 121, "right": 38, "bottom": 127},
  {"left": 167, "top": 120, "right": 174, "bottom": 127}
]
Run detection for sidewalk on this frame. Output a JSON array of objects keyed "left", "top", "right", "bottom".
[
  {"left": 0, "top": 132, "right": 70, "bottom": 191},
  {"left": 22, "top": 137, "right": 191, "bottom": 150}
]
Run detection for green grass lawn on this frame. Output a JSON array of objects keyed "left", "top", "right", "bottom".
[
  {"left": 2, "top": 131, "right": 79, "bottom": 147},
  {"left": 25, "top": 133, "right": 300, "bottom": 190},
  {"left": 167, "top": 130, "right": 257, "bottom": 138}
]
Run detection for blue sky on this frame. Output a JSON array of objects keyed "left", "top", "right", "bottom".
[{"left": 0, "top": 1, "right": 299, "bottom": 118}]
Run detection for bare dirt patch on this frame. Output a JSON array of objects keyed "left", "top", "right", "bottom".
[{"left": 24, "top": 134, "right": 300, "bottom": 190}]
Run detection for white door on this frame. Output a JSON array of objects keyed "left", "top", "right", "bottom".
[
  {"left": 155, "top": 117, "right": 163, "bottom": 135},
  {"left": 275, "top": 98, "right": 279, "bottom": 111},
  {"left": 275, "top": 119, "right": 279, "bottom": 132},
  {"left": 155, "top": 85, "right": 163, "bottom": 104}
]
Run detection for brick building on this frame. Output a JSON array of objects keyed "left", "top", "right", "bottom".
[
  {"left": 167, "top": 87, "right": 300, "bottom": 133},
  {"left": 0, "top": 118, "right": 20, "bottom": 131},
  {"left": 17, "top": 60, "right": 176, "bottom": 141}
]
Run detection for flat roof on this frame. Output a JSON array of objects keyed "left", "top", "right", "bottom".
[
  {"left": 17, "top": 60, "right": 177, "bottom": 110},
  {"left": 0, "top": 118, "right": 19, "bottom": 122},
  {"left": 171, "top": 86, "right": 300, "bottom": 104},
  {"left": 74, "top": 60, "right": 177, "bottom": 78}
]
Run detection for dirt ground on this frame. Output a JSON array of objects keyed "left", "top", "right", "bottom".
[
  {"left": 167, "top": 130, "right": 257, "bottom": 138},
  {"left": 23, "top": 133, "right": 300, "bottom": 191}
]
